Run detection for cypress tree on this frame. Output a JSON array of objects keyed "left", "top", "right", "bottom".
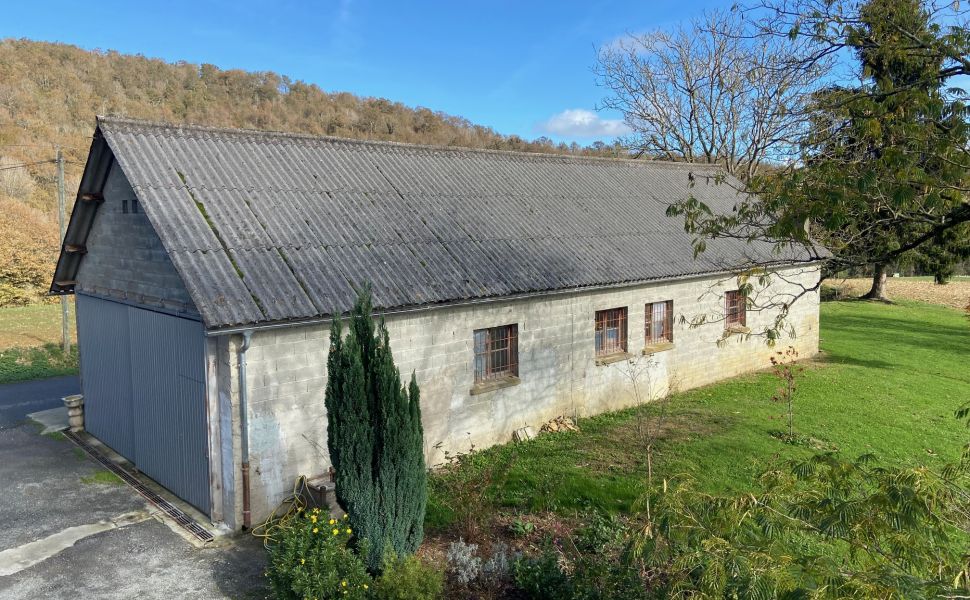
[{"left": 324, "top": 289, "right": 427, "bottom": 571}]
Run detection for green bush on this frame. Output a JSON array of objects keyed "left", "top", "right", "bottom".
[
  {"left": 266, "top": 509, "right": 373, "bottom": 600},
  {"left": 512, "top": 550, "right": 572, "bottom": 600},
  {"left": 512, "top": 513, "right": 647, "bottom": 600},
  {"left": 628, "top": 452, "right": 970, "bottom": 599},
  {"left": 325, "top": 289, "right": 427, "bottom": 571},
  {"left": 373, "top": 552, "right": 444, "bottom": 600}
]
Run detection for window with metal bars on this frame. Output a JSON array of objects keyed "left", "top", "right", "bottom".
[
  {"left": 645, "top": 300, "right": 674, "bottom": 344},
  {"left": 725, "top": 290, "right": 747, "bottom": 327},
  {"left": 473, "top": 324, "right": 518, "bottom": 383},
  {"left": 594, "top": 307, "right": 628, "bottom": 356}
]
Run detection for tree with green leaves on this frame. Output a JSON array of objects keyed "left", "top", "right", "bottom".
[
  {"left": 629, "top": 450, "right": 970, "bottom": 598},
  {"left": 325, "top": 289, "right": 427, "bottom": 572},
  {"left": 670, "top": 0, "right": 970, "bottom": 308},
  {"left": 908, "top": 222, "right": 970, "bottom": 284}
]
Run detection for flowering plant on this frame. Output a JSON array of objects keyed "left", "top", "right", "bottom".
[{"left": 266, "top": 508, "right": 372, "bottom": 600}]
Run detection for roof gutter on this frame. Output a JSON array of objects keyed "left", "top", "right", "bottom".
[{"left": 203, "top": 259, "right": 825, "bottom": 337}]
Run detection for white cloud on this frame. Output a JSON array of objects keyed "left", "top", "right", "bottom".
[
  {"left": 538, "top": 109, "right": 630, "bottom": 139},
  {"left": 600, "top": 32, "right": 646, "bottom": 53}
]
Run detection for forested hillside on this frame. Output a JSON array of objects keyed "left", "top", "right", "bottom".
[{"left": 0, "top": 39, "right": 623, "bottom": 305}]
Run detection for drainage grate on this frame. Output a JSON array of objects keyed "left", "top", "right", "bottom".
[{"left": 64, "top": 430, "right": 214, "bottom": 543}]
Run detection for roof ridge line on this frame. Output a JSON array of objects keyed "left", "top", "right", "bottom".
[{"left": 95, "top": 114, "right": 731, "bottom": 172}]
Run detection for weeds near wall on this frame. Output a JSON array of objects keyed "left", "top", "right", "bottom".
[{"left": 427, "top": 441, "right": 518, "bottom": 540}]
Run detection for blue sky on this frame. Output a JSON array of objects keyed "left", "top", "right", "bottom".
[{"left": 1, "top": 0, "right": 727, "bottom": 143}]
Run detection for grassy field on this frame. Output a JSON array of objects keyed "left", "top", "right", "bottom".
[
  {"left": 0, "top": 343, "right": 79, "bottom": 384},
  {"left": 826, "top": 276, "right": 970, "bottom": 309},
  {"left": 0, "top": 300, "right": 77, "bottom": 350},
  {"left": 0, "top": 300, "right": 79, "bottom": 383},
  {"left": 427, "top": 299, "right": 970, "bottom": 527}
]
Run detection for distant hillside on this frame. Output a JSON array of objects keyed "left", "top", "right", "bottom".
[{"left": 0, "top": 39, "right": 625, "bottom": 306}]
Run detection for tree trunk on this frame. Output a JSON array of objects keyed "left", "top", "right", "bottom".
[{"left": 863, "top": 263, "right": 890, "bottom": 301}]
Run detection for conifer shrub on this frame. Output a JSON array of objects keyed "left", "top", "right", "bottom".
[{"left": 325, "top": 289, "right": 427, "bottom": 572}]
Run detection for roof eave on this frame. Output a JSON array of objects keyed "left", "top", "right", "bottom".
[
  {"left": 49, "top": 128, "right": 113, "bottom": 296},
  {"left": 203, "top": 258, "right": 826, "bottom": 336}
]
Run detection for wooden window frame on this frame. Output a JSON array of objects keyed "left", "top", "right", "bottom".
[
  {"left": 594, "top": 307, "right": 628, "bottom": 357},
  {"left": 473, "top": 324, "right": 519, "bottom": 384},
  {"left": 645, "top": 300, "right": 674, "bottom": 345},
  {"left": 725, "top": 290, "right": 747, "bottom": 328}
]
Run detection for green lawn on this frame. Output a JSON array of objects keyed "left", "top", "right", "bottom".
[
  {"left": 0, "top": 301, "right": 79, "bottom": 383},
  {"left": 428, "top": 300, "right": 970, "bottom": 527},
  {"left": 0, "top": 301, "right": 77, "bottom": 350},
  {"left": 0, "top": 343, "right": 79, "bottom": 384}
]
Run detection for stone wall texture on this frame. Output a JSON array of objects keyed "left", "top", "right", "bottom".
[
  {"left": 223, "top": 264, "right": 821, "bottom": 526},
  {"left": 75, "top": 160, "right": 198, "bottom": 316}
]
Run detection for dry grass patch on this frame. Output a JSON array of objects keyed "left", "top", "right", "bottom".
[
  {"left": 827, "top": 276, "right": 970, "bottom": 309},
  {"left": 0, "top": 301, "right": 76, "bottom": 350}
]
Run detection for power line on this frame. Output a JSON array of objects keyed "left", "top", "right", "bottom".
[
  {"left": 0, "top": 143, "right": 72, "bottom": 149},
  {"left": 0, "top": 159, "right": 56, "bottom": 171}
]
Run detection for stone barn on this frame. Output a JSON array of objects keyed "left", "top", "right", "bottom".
[{"left": 51, "top": 117, "right": 822, "bottom": 531}]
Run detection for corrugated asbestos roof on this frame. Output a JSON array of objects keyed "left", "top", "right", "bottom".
[{"left": 58, "top": 116, "right": 819, "bottom": 330}]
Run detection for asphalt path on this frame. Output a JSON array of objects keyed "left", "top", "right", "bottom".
[
  {"left": 0, "top": 376, "right": 79, "bottom": 429},
  {"left": 0, "top": 375, "right": 267, "bottom": 599}
]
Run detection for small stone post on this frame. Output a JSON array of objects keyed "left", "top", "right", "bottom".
[{"left": 63, "top": 394, "right": 84, "bottom": 432}]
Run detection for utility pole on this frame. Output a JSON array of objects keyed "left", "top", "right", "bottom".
[{"left": 56, "top": 148, "right": 70, "bottom": 354}]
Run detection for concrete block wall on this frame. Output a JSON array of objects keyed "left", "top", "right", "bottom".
[
  {"left": 225, "top": 264, "right": 820, "bottom": 526},
  {"left": 76, "top": 162, "right": 198, "bottom": 316}
]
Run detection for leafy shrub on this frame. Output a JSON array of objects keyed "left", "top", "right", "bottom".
[
  {"left": 373, "top": 552, "right": 443, "bottom": 600},
  {"left": 514, "top": 514, "right": 646, "bottom": 600},
  {"left": 0, "top": 283, "right": 38, "bottom": 307},
  {"left": 628, "top": 453, "right": 970, "bottom": 599},
  {"left": 266, "top": 509, "right": 372, "bottom": 600},
  {"left": 0, "top": 197, "right": 58, "bottom": 307},
  {"left": 512, "top": 549, "right": 572, "bottom": 599}
]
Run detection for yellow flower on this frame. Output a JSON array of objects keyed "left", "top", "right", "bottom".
[
  {"left": 343, "top": 514, "right": 349, "bottom": 520},
  {"left": 312, "top": 527, "right": 319, "bottom": 534},
  {"left": 341, "top": 580, "right": 347, "bottom": 587},
  {"left": 329, "top": 518, "right": 336, "bottom": 525},
  {"left": 310, "top": 515, "right": 318, "bottom": 523},
  {"left": 312, "top": 507, "right": 320, "bottom": 513},
  {"left": 345, "top": 528, "right": 352, "bottom": 534},
  {"left": 362, "top": 584, "right": 369, "bottom": 590},
  {"left": 300, "top": 558, "right": 306, "bottom": 565},
  {"left": 332, "top": 528, "right": 339, "bottom": 535}
]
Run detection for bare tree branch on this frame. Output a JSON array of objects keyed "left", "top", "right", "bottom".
[{"left": 595, "top": 10, "right": 828, "bottom": 179}]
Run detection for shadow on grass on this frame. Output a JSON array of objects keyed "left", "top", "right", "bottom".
[{"left": 816, "top": 353, "right": 896, "bottom": 370}]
